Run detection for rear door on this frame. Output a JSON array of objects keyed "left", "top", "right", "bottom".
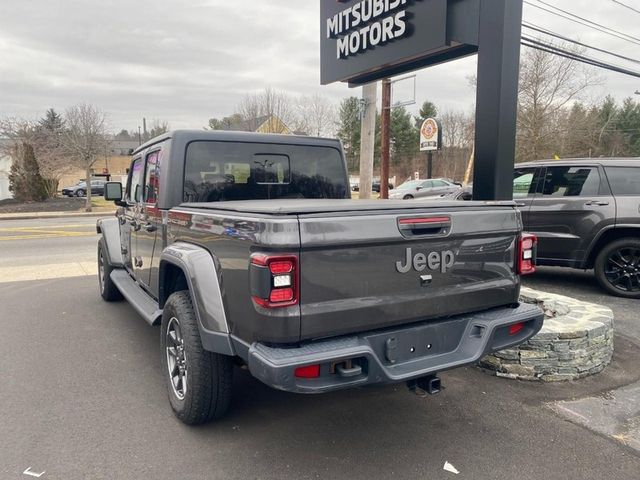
[
  {"left": 527, "top": 164, "right": 615, "bottom": 265},
  {"left": 298, "top": 205, "right": 521, "bottom": 340},
  {"left": 133, "top": 148, "right": 163, "bottom": 293}
]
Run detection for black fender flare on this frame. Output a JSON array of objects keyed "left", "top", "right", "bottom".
[
  {"left": 96, "top": 217, "right": 124, "bottom": 267},
  {"left": 159, "top": 242, "right": 234, "bottom": 356}
]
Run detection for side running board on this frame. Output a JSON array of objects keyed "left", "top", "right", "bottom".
[{"left": 110, "top": 270, "right": 163, "bottom": 325}]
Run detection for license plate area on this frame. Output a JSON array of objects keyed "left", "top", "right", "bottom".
[{"left": 365, "top": 317, "right": 469, "bottom": 365}]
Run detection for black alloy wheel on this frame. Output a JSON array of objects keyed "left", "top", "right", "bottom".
[{"left": 595, "top": 238, "right": 640, "bottom": 298}]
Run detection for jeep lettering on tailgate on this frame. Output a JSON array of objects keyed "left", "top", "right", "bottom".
[{"left": 396, "top": 248, "right": 456, "bottom": 274}]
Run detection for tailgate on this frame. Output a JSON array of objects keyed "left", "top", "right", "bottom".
[{"left": 298, "top": 206, "right": 521, "bottom": 340}]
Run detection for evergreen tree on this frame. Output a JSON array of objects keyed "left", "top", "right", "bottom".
[
  {"left": 414, "top": 101, "right": 438, "bottom": 129},
  {"left": 38, "top": 108, "right": 65, "bottom": 132},
  {"left": 8, "top": 142, "right": 47, "bottom": 202},
  {"left": 336, "top": 97, "right": 361, "bottom": 171}
]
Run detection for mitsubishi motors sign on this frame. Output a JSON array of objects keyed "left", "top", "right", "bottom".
[{"left": 321, "top": 0, "right": 448, "bottom": 85}]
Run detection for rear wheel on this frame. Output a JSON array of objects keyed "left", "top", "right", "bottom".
[
  {"left": 98, "top": 241, "right": 123, "bottom": 301},
  {"left": 161, "top": 291, "right": 233, "bottom": 425},
  {"left": 403, "top": 195, "right": 414, "bottom": 200},
  {"left": 594, "top": 238, "right": 640, "bottom": 299}
]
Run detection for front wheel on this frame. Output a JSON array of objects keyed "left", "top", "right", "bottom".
[
  {"left": 403, "top": 195, "right": 414, "bottom": 200},
  {"left": 98, "top": 241, "right": 123, "bottom": 301},
  {"left": 594, "top": 238, "right": 640, "bottom": 299},
  {"left": 76, "top": 189, "right": 85, "bottom": 197},
  {"left": 161, "top": 291, "right": 233, "bottom": 425}
]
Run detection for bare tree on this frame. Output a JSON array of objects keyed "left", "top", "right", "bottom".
[
  {"left": 62, "top": 104, "right": 110, "bottom": 211},
  {"left": 145, "top": 119, "right": 170, "bottom": 141},
  {"left": 237, "top": 87, "right": 297, "bottom": 133},
  {"left": 517, "top": 43, "right": 602, "bottom": 161},
  {"left": 296, "top": 93, "right": 336, "bottom": 137}
]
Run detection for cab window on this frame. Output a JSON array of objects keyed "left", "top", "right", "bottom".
[{"left": 127, "top": 157, "right": 144, "bottom": 203}]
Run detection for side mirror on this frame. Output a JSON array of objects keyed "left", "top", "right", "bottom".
[
  {"left": 416, "top": 186, "right": 423, "bottom": 191},
  {"left": 104, "top": 182, "right": 123, "bottom": 203}
]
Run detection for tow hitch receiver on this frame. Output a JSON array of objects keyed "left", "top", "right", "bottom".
[{"left": 407, "top": 375, "right": 441, "bottom": 395}]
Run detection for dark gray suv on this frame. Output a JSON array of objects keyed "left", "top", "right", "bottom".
[{"left": 515, "top": 159, "right": 640, "bottom": 298}]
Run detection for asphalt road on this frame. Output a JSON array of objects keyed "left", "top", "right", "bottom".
[{"left": 1, "top": 216, "right": 639, "bottom": 479}]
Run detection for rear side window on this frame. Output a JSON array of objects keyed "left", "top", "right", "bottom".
[
  {"left": 127, "top": 157, "right": 144, "bottom": 203},
  {"left": 144, "top": 150, "right": 161, "bottom": 204},
  {"left": 183, "top": 142, "right": 348, "bottom": 202},
  {"left": 605, "top": 167, "right": 640, "bottom": 195},
  {"left": 540, "top": 166, "right": 600, "bottom": 197}
]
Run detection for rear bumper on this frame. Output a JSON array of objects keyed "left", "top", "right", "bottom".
[{"left": 248, "top": 302, "right": 544, "bottom": 393}]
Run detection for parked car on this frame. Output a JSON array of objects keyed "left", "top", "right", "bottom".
[
  {"left": 61, "top": 180, "right": 106, "bottom": 197},
  {"left": 97, "top": 130, "right": 542, "bottom": 425},
  {"left": 349, "top": 180, "right": 392, "bottom": 193},
  {"left": 431, "top": 160, "right": 640, "bottom": 297},
  {"left": 389, "top": 178, "right": 461, "bottom": 200},
  {"left": 372, "top": 179, "right": 394, "bottom": 193}
]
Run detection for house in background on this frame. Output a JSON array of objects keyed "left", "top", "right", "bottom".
[
  {"left": 0, "top": 138, "right": 13, "bottom": 201},
  {"left": 219, "top": 114, "right": 301, "bottom": 135}
]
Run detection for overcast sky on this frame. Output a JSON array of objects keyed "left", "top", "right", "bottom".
[{"left": 0, "top": 0, "right": 638, "bottom": 133}]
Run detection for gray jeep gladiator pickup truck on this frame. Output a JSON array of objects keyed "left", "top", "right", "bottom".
[{"left": 97, "top": 130, "right": 543, "bottom": 425}]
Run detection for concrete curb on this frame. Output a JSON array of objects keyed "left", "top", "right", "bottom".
[{"left": 0, "top": 211, "right": 116, "bottom": 221}]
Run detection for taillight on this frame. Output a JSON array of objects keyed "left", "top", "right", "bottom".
[
  {"left": 294, "top": 364, "right": 320, "bottom": 378},
  {"left": 509, "top": 322, "right": 525, "bottom": 336},
  {"left": 517, "top": 233, "right": 537, "bottom": 275},
  {"left": 250, "top": 253, "right": 298, "bottom": 308}
]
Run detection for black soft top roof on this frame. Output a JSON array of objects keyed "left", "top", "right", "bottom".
[{"left": 134, "top": 129, "right": 341, "bottom": 155}]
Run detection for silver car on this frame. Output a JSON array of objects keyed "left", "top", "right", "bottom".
[{"left": 389, "top": 178, "right": 461, "bottom": 200}]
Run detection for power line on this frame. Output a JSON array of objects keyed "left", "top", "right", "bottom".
[
  {"left": 611, "top": 0, "right": 640, "bottom": 15},
  {"left": 523, "top": 1, "right": 640, "bottom": 47},
  {"left": 522, "top": 23, "right": 640, "bottom": 65},
  {"left": 520, "top": 36, "right": 640, "bottom": 79},
  {"left": 535, "top": 0, "right": 640, "bottom": 44}
]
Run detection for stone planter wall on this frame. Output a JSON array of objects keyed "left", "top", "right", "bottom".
[{"left": 480, "top": 287, "right": 614, "bottom": 382}]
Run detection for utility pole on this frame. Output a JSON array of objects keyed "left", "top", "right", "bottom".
[
  {"left": 138, "top": 126, "right": 142, "bottom": 146},
  {"left": 359, "top": 82, "right": 377, "bottom": 200},
  {"left": 380, "top": 78, "right": 391, "bottom": 199}
]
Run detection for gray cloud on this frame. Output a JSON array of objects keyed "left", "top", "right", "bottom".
[{"left": 0, "top": 0, "right": 638, "bottom": 131}]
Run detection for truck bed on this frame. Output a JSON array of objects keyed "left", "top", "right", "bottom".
[
  {"left": 182, "top": 198, "right": 517, "bottom": 215},
  {"left": 171, "top": 199, "right": 523, "bottom": 344}
]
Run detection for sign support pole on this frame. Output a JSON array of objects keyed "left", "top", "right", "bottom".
[
  {"left": 359, "top": 82, "right": 377, "bottom": 200},
  {"left": 380, "top": 78, "right": 391, "bottom": 199},
  {"left": 427, "top": 151, "right": 433, "bottom": 179},
  {"left": 473, "top": 0, "right": 523, "bottom": 200}
]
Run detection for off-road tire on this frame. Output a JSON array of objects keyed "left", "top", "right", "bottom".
[
  {"left": 594, "top": 237, "right": 640, "bottom": 299},
  {"left": 161, "top": 291, "right": 233, "bottom": 425},
  {"left": 98, "top": 241, "right": 123, "bottom": 301},
  {"left": 76, "top": 189, "right": 85, "bottom": 197}
]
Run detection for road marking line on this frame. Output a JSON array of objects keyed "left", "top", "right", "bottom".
[
  {"left": 23, "top": 467, "right": 45, "bottom": 477},
  {"left": 0, "top": 262, "right": 98, "bottom": 283},
  {"left": 0, "top": 233, "right": 96, "bottom": 241},
  {"left": 0, "top": 224, "right": 93, "bottom": 231}
]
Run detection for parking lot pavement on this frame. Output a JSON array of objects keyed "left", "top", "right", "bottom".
[
  {"left": 2, "top": 275, "right": 640, "bottom": 480},
  {"left": 523, "top": 266, "right": 640, "bottom": 343}
]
